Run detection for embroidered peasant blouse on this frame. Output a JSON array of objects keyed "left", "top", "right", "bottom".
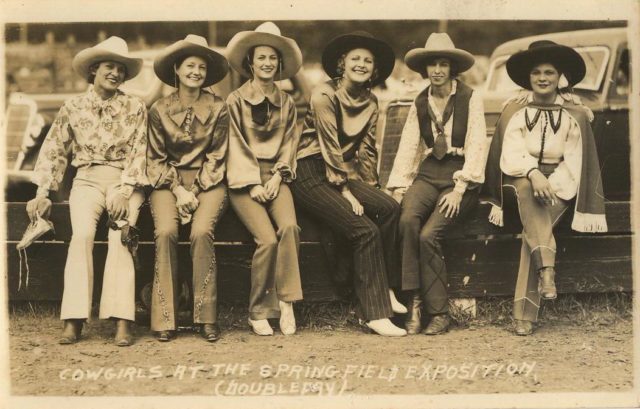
[
  {"left": 386, "top": 80, "right": 488, "bottom": 194},
  {"left": 226, "top": 81, "right": 298, "bottom": 189},
  {"left": 500, "top": 95, "right": 582, "bottom": 200},
  {"left": 146, "top": 91, "right": 228, "bottom": 193},
  {"left": 296, "top": 80, "right": 379, "bottom": 187},
  {"left": 32, "top": 88, "right": 148, "bottom": 198}
]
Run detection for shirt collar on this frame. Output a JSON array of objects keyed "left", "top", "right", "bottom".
[
  {"left": 85, "top": 86, "right": 124, "bottom": 117},
  {"left": 167, "top": 91, "right": 213, "bottom": 126},
  {"left": 428, "top": 79, "right": 457, "bottom": 98},
  {"left": 525, "top": 92, "right": 565, "bottom": 105},
  {"left": 237, "top": 80, "right": 282, "bottom": 107}
]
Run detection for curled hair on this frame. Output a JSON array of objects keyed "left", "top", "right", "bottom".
[
  {"left": 335, "top": 52, "right": 379, "bottom": 84},
  {"left": 241, "top": 45, "right": 284, "bottom": 78},
  {"left": 87, "top": 61, "right": 128, "bottom": 84}
]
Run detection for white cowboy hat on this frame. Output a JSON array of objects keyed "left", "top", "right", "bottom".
[
  {"left": 72, "top": 36, "right": 143, "bottom": 81},
  {"left": 404, "top": 33, "right": 475, "bottom": 74},
  {"left": 226, "top": 22, "right": 302, "bottom": 80},
  {"left": 153, "top": 34, "right": 229, "bottom": 88}
]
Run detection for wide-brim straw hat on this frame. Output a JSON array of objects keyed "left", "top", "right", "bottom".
[
  {"left": 322, "top": 31, "right": 395, "bottom": 87},
  {"left": 72, "top": 36, "right": 142, "bottom": 81},
  {"left": 405, "top": 32, "right": 475, "bottom": 74},
  {"left": 154, "top": 34, "right": 229, "bottom": 88},
  {"left": 226, "top": 22, "right": 302, "bottom": 80},
  {"left": 506, "top": 40, "right": 586, "bottom": 90}
]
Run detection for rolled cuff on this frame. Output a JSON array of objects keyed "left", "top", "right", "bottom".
[
  {"left": 117, "top": 184, "right": 134, "bottom": 199},
  {"left": 272, "top": 162, "right": 295, "bottom": 183}
]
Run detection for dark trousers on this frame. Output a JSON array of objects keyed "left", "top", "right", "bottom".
[
  {"left": 398, "top": 156, "right": 478, "bottom": 314},
  {"left": 291, "top": 156, "right": 400, "bottom": 320}
]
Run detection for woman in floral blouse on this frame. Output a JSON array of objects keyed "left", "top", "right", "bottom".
[
  {"left": 146, "top": 35, "right": 229, "bottom": 342},
  {"left": 27, "top": 37, "right": 148, "bottom": 346},
  {"left": 224, "top": 22, "right": 303, "bottom": 336}
]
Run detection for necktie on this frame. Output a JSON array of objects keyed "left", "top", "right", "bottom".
[{"left": 426, "top": 92, "right": 455, "bottom": 160}]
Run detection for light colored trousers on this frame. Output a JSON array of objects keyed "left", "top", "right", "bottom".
[{"left": 60, "top": 165, "right": 144, "bottom": 321}]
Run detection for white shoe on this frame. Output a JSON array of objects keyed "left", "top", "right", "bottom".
[
  {"left": 389, "top": 289, "right": 407, "bottom": 314},
  {"left": 279, "top": 300, "right": 296, "bottom": 335},
  {"left": 248, "top": 318, "right": 273, "bottom": 336},
  {"left": 364, "top": 318, "right": 407, "bottom": 337}
]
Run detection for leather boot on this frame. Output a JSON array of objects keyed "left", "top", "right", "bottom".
[
  {"left": 200, "top": 323, "right": 221, "bottom": 342},
  {"left": 156, "top": 330, "right": 176, "bottom": 342},
  {"left": 59, "top": 319, "right": 83, "bottom": 345},
  {"left": 115, "top": 319, "right": 133, "bottom": 347},
  {"left": 539, "top": 267, "right": 557, "bottom": 300},
  {"left": 422, "top": 314, "right": 451, "bottom": 335},
  {"left": 404, "top": 293, "right": 423, "bottom": 335},
  {"left": 514, "top": 319, "right": 533, "bottom": 336}
]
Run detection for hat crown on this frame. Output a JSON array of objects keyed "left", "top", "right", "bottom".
[
  {"left": 183, "top": 34, "right": 210, "bottom": 48},
  {"left": 528, "top": 40, "right": 559, "bottom": 50},
  {"left": 423, "top": 33, "right": 456, "bottom": 52},
  {"left": 94, "top": 36, "right": 130, "bottom": 56},
  {"left": 255, "top": 21, "right": 282, "bottom": 36}
]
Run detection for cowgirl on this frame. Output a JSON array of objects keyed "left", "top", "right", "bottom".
[
  {"left": 483, "top": 40, "right": 607, "bottom": 335},
  {"left": 387, "top": 33, "right": 489, "bottom": 335},
  {"left": 292, "top": 31, "right": 406, "bottom": 337},
  {"left": 27, "top": 37, "right": 147, "bottom": 346},
  {"left": 225, "top": 22, "right": 303, "bottom": 336},
  {"left": 146, "top": 35, "right": 229, "bottom": 342}
]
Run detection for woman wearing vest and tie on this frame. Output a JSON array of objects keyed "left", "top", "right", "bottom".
[{"left": 387, "top": 33, "right": 489, "bottom": 335}]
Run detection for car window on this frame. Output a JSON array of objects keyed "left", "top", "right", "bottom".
[
  {"left": 614, "top": 48, "right": 629, "bottom": 96},
  {"left": 486, "top": 46, "right": 610, "bottom": 92}
]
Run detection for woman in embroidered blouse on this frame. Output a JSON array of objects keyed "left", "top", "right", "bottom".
[
  {"left": 386, "top": 33, "right": 489, "bottom": 336},
  {"left": 483, "top": 40, "right": 607, "bottom": 336},
  {"left": 292, "top": 32, "right": 406, "bottom": 337},
  {"left": 224, "top": 22, "right": 303, "bottom": 336},
  {"left": 26, "top": 37, "right": 147, "bottom": 346},
  {"left": 146, "top": 35, "right": 229, "bottom": 342}
]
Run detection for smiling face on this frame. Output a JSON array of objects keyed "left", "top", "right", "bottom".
[
  {"left": 91, "top": 61, "right": 126, "bottom": 96},
  {"left": 342, "top": 48, "right": 375, "bottom": 84},
  {"left": 426, "top": 57, "right": 452, "bottom": 87},
  {"left": 529, "top": 62, "right": 560, "bottom": 99},
  {"left": 251, "top": 45, "right": 279, "bottom": 82},
  {"left": 175, "top": 55, "right": 207, "bottom": 89}
]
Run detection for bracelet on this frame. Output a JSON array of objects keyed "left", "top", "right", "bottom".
[{"left": 526, "top": 167, "right": 539, "bottom": 179}]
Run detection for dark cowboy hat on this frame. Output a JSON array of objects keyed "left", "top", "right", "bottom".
[
  {"left": 154, "top": 34, "right": 229, "bottom": 88},
  {"left": 506, "top": 40, "right": 586, "bottom": 90},
  {"left": 321, "top": 31, "right": 395, "bottom": 87}
]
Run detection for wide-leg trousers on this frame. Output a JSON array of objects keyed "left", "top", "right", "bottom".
[
  {"left": 291, "top": 156, "right": 399, "bottom": 321},
  {"left": 150, "top": 169, "right": 228, "bottom": 331},
  {"left": 60, "top": 165, "right": 144, "bottom": 321},
  {"left": 398, "top": 156, "right": 478, "bottom": 315},
  {"left": 503, "top": 170, "right": 569, "bottom": 322},
  {"left": 229, "top": 161, "right": 303, "bottom": 320}
]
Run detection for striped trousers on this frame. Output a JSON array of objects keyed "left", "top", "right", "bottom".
[{"left": 291, "top": 156, "right": 399, "bottom": 320}]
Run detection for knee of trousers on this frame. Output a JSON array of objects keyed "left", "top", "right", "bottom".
[
  {"left": 70, "top": 230, "right": 96, "bottom": 247},
  {"left": 399, "top": 213, "right": 420, "bottom": 235},
  {"left": 155, "top": 226, "right": 179, "bottom": 243},
  {"left": 418, "top": 227, "right": 440, "bottom": 248},
  {"left": 349, "top": 220, "right": 380, "bottom": 245},
  {"left": 189, "top": 227, "right": 214, "bottom": 243},
  {"left": 277, "top": 223, "right": 301, "bottom": 238}
]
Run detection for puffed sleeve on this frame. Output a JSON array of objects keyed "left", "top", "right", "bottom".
[
  {"left": 356, "top": 107, "right": 380, "bottom": 187},
  {"left": 195, "top": 103, "right": 229, "bottom": 191},
  {"left": 500, "top": 110, "right": 539, "bottom": 177},
  {"left": 31, "top": 103, "right": 74, "bottom": 195},
  {"left": 548, "top": 114, "right": 582, "bottom": 200},
  {"left": 452, "top": 91, "right": 489, "bottom": 193},
  {"left": 271, "top": 95, "right": 298, "bottom": 183},
  {"left": 119, "top": 101, "right": 148, "bottom": 198},
  {"left": 146, "top": 104, "right": 181, "bottom": 191},
  {"left": 386, "top": 103, "right": 423, "bottom": 190},
  {"left": 311, "top": 90, "right": 348, "bottom": 187},
  {"left": 225, "top": 94, "right": 261, "bottom": 189}
]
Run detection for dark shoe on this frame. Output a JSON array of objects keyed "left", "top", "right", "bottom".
[
  {"left": 59, "top": 319, "right": 83, "bottom": 345},
  {"left": 405, "top": 294, "right": 423, "bottom": 335},
  {"left": 200, "top": 323, "right": 221, "bottom": 342},
  {"left": 115, "top": 319, "right": 133, "bottom": 347},
  {"left": 514, "top": 319, "right": 533, "bottom": 336},
  {"left": 156, "top": 330, "right": 176, "bottom": 342},
  {"left": 422, "top": 314, "right": 451, "bottom": 335},
  {"left": 539, "top": 267, "right": 557, "bottom": 300}
]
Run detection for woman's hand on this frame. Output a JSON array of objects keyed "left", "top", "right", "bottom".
[
  {"left": 341, "top": 186, "right": 364, "bottom": 216},
  {"left": 106, "top": 191, "right": 130, "bottom": 221},
  {"left": 529, "top": 170, "right": 558, "bottom": 206},
  {"left": 250, "top": 185, "right": 270, "bottom": 204},
  {"left": 438, "top": 190, "right": 463, "bottom": 218},
  {"left": 26, "top": 195, "right": 52, "bottom": 222},
  {"left": 263, "top": 172, "right": 282, "bottom": 201},
  {"left": 174, "top": 186, "right": 199, "bottom": 215}
]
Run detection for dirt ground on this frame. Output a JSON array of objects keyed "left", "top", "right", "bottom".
[{"left": 8, "top": 298, "right": 634, "bottom": 397}]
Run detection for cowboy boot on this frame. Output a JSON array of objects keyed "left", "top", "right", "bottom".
[
  {"left": 404, "top": 292, "right": 423, "bottom": 335},
  {"left": 539, "top": 267, "right": 557, "bottom": 300},
  {"left": 514, "top": 319, "right": 533, "bottom": 336},
  {"left": 59, "top": 319, "right": 83, "bottom": 345},
  {"left": 200, "top": 323, "right": 221, "bottom": 342},
  {"left": 115, "top": 319, "right": 133, "bottom": 347},
  {"left": 422, "top": 313, "right": 451, "bottom": 335}
]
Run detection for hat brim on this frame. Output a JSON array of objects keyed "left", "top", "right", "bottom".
[
  {"left": 226, "top": 31, "right": 302, "bottom": 79},
  {"left": 506, "top": 45, "right": 586, "bottom": 90},
  {"left": 72, "top": 49, "right": 143, "bottom": 82},
  {"left": 404, "top": 49, "right": 475, "bottom": 74},
  {"left": 321, "top": 34, "right": 395, "bottom": 87},
  {"left": 153, "top": 41, "right": 229, "bottom": 88}
]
